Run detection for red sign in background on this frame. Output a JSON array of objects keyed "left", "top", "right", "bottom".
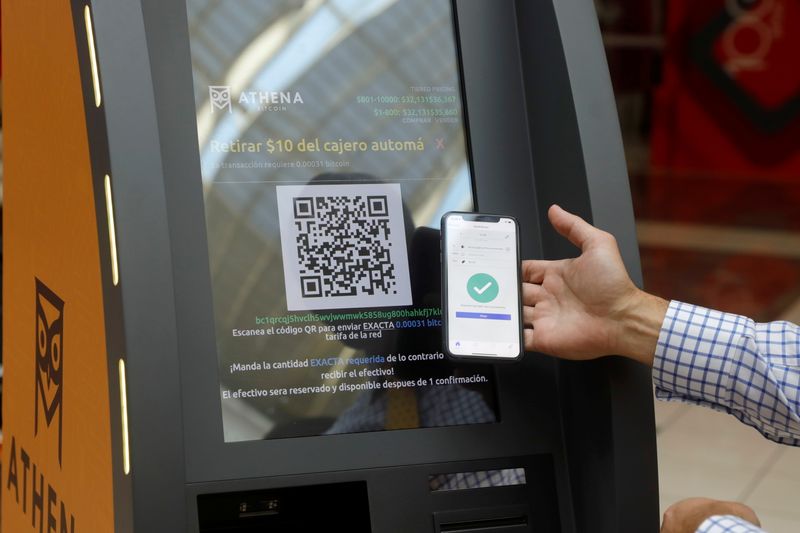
[{"left": 651, "top": 0, "right": 800, "bottom": 180}]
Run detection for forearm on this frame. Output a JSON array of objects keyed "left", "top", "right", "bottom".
[
  {"left": 654, "top": 301, "right": 800, "bottom": 445},
  {"left": 612, "top": 289, "right": 669, "bottom": 366}
]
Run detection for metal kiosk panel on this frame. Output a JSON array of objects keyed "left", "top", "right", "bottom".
[{"left": 4, "top": 0, "right": 661, "bottom": 531}]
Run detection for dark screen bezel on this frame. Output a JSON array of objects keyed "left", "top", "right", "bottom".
[{"left": 156, "top": 0, "right": 558, "bottom": 485}]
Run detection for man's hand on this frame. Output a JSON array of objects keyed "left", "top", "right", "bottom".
[
  {"left": 522, "top": 205, "right": 668, "bottom": 365},
  {"left": 661, "top": 498, "right": 761, "bottom": 533}
]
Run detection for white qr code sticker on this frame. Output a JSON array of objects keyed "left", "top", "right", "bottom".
[{"left": 276, "top": 183, "right": 413, "bottom": 311}]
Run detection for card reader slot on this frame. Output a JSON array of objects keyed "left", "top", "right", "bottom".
[
  {"left": 237, "top": 497, "right": 279, "bottom": 519},
  {"left": 198, "top": 481, "right": 370, "bottom": 532}
]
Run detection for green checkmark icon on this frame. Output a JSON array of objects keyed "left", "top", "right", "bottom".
[{"left": 467, "top": 273, "right": 499, "bottom": 303}]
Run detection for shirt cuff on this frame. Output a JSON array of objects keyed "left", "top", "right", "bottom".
[
  {"left": 697, "top": 515, "right": 765, "bottom": 532},
  {"left": 653, "top": 301, "right": 751, "bottom": 407}
]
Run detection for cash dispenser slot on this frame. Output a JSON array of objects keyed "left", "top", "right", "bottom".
[
  {"left": 425, "top": 456, "right": 559, "bottom": 533},
  {"left": 197, "top": 481, "right": 371, "bottom": 532},
  {"left": 435, "top": 506, "right": 531, "bottom": 533}
]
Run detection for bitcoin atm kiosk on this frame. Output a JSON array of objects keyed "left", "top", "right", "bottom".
[{"left": 2, "top": 0, "right": 658, "bottom": 532}]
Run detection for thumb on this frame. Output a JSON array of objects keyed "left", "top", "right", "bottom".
[{"left": 548, "top": 205, "right": 600, "bottom": 252}]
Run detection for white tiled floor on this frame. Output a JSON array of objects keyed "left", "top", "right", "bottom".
[{"left": 655, "top": 400, "right": 800, "bottom": 532}]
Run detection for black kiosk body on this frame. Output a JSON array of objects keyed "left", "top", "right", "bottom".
[{"left": 70, "top": 0, "right": 659, "bottom": 531}]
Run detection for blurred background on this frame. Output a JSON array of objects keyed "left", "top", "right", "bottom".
[
  {"left": 597, "top": 0, "right": 800, "bottom": 531},
  {"left": 0, "top": 0, "right": 798, "bottom": 529}
]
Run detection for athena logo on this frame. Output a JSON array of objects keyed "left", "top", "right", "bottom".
[
  {"left": 209, "top": 86, "right": 232, "bottom": 113},
  {"left": 34, "top": 278, "right": 65, "bottom": 467}
]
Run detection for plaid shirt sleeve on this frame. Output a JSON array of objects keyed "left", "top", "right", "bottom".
[
  {"left": 653, "top": 301, "right": 800, "bottom": 446},
  {"left": 697, "top": 515, "right": 766, "bottom": 532}
]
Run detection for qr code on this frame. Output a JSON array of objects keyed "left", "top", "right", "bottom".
[{"left": 276, "top": 183, "right": 412, "bottom": 311}]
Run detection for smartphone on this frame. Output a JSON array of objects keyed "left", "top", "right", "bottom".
[{"left": 441, "top": 212, "right": 523, "bottom": 361}]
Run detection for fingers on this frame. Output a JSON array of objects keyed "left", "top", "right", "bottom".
[
  {"left": 523, "top": 327, "right": 536, "bottom": 352},
  {"left": 522, "top": 283, "right": 546, "bottom": 333},
  {"left": 521, "top": 260, "right": 545, "bottom": 283},
  {"left": 522, "top": 304, "right": 537, "bottom": 329},
  {"left": 548, "top": 204, "right": 601, "bottom": 252},
  {"left": 522, "top": 282, "right": 545, "bottom": 306},
  {"left": 521, "top": 259, "right": 551, "bottom": 284}
]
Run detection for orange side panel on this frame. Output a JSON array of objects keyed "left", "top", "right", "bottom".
[{"left": 2, "top": 1, "right": 116, "bottom": 532}]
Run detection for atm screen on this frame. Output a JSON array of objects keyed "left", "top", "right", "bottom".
[{"left": 187, "top": 0, "right": 498, "bottom": 442}]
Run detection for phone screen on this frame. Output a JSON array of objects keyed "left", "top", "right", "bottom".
[{"left": 442, "top": 213, "right": 522, "bottom": 360}]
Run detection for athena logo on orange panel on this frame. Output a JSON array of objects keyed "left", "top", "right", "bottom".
[{"left": 34, "top": 278, "right": 65, "bottom": 467}]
